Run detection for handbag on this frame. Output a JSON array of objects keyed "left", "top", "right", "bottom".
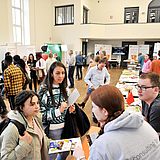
[{"left": 61, "top": 103, "right": 90, "bottom": 139}]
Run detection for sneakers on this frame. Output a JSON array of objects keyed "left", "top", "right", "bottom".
[{"left": 78, "top": 102, "right": 85, "bottom": 109}]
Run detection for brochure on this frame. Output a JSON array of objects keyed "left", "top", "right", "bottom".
[
  {"left": 48, "top": 137, "right": 82, "bottom": 154},
  {"left": 67, "top": 88, "right": 80, "bottom": 106}
]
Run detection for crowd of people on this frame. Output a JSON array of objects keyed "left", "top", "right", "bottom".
[{"left": 0, "top": 49, "right": 160, "bottom": 160}]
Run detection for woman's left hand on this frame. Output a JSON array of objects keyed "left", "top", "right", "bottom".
[{"left": 69, "top": 104, "right": 75, "bottom": 113}]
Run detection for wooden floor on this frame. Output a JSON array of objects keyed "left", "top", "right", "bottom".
[{"left": 73, "top": 67, "right": 123, "bottom": 125}]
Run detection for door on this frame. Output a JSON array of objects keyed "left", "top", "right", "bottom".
[{"left": 121, "top": 41, "right": 137, "bottom": 68}]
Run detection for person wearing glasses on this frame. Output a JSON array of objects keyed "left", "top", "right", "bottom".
[{"left": 136, "top": 72, "right": 160, "bottom": 138}]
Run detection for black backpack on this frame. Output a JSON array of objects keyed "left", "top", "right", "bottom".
[{"left": 0, "top": 118, "right": 26, "bottom": 136}]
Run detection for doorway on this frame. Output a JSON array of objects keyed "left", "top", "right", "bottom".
[
  {"left": 121, "top": 41, "right": 137, "bottom": 68},
  {"left": 82, "top": 41, "right": 88, "bottom": 66}
]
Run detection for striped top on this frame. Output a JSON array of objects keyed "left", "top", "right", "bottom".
[{"left": 39, "top": 85, "right": 67, "bottom": 124}]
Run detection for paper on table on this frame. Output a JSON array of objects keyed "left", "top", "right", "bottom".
[{"left": 68, "top": 88, "right": 80, "bottom": 106}]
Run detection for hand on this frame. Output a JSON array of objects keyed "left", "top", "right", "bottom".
[
  {"left": 73, "top": 146, "right": 85, "bottom": 159},
  {"left": 91, "top": 86, "right": 95, "bottom": 90},
  {"left": 60, "top": 101, "right": 68, "bottom": 113},
  {"left": 69, "top": 104, "right": 75, "bottom": 113},
  {"left": 19, "top": 131, "right": 32, "bottom": 144}
]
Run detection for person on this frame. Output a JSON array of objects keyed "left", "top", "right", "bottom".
[
  {"left": 1, "top": 52, "right": 11, "bottom": 97},
  {"left": 0, "top": 94, "right": 8, "bottom": 122},
  {"left": 66, "top": 50, "right": 75, "bottom": 88},
  {"left": 4, "top": 55, "right": 25, "bottom": 110},
  {"left": 142, "top": 54, "right": 152, "bottom": 74},
  {"left": 150, "top": 50, "right": 160, "bottom": 74},
  {"left": 0, "top": 90, "right": 49, "bottom": 160},
  {"left": 1, "top": 52, "right": 11, "bottom": 75},
  {"left": 38, "top": 61, "right": 75, "bottom": 160},
  {"left": 88, "top": 85, "right": 160, "bottom": 159},
  {"left": 45, "top": 52, "right": 56, "bottom": 72},
  {"left": 87, "top": 55, "right": 100, "bottom": 71},
  {"left": 138, "top": 53, "right": 144, "bottom": 74},
  {"left": 78, "top": 58, "right": 110, "bottom": 109},
  {"left": 75, "top": 51, "right": 83, "bottom": 80},
  {"left": 13, "top": 55, "right": 29, "bottom": 90},
  {"left": 36, "top": 52, "right": 46, "bottom": 84},
  {"left": 54, "top": 53, "right": 61, "bottom": 62},
  {"left": 136, "top": 72, "right": 160, "bottom": 138},
  {"left": 27, "top": 53, "right": 38, "bottom": 92}
]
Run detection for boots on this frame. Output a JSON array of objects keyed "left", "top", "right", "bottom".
[{"left": 78, "top": 102, "right": 85, "bottom": 109}]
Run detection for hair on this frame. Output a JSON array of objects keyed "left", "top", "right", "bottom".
[
  {"left": 36, "top": 52, "right": 42, "bottom": 59},
  {"left": 140, "top": 73, "right": 160, "bottom": 88},
  {"left": 158, "top": 50, "right": 160, "bottom": 57},
  {"left": 94, "top": 55, "right": 100, "bottom": 63},
  {"left": 69, "top": 50, "right": 73, "bottom": 55},
  {"left": 13, "top": 55, "right": 20, "bottom": 65},
  {"left": 43, "top": 61, "right": 68, "bottom": 105},
  {"left": 98, "top": 58, "right": 106, "bottom": 64},
  {"left": 91, "top": 85, "right": 124, "bottom": 123},
  {"left": 5, "top": 52, "right": 11, "bottom": 57},
  {"left": 48, "top": 53, "right": 53, "bottom": 58},
  {"left": 28, "top": 53, "right": 35, "bottom": 62},
  {"left": 0, "top": 95, "right": 8, "bottom": 118},
  {"left": 15, "top": 90, "right": 39, "bottom": 112},
  {"left": 5, "top": 55, "right": 12, "bottom": 65}
]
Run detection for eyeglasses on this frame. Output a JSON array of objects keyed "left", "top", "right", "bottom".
[{"left": 135, "top": 84, "right": 156, "bottom": 91}]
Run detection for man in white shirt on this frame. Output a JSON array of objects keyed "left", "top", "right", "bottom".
[
  {"left": 46, "top": 52, "right": 56, "bottom": 72},
  {"left": 79, "top": 58, "right": 110, "bottom": 109},
  {"left": 36, "top": 52, "right": 46, "bottom": 84}
]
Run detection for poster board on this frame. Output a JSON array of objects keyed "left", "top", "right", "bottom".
[
  {"left": 129, "top": 45, "right": 139, "bottom": 60},
  {"left": 138, "top": 45, "right": 149, "bottom": 55},
  {"left": 95, "top": 44, "right": 112, "bottom": 60},
  {"left": 153, "top": 42, "right": 160, "bottom": 58},
  {"left": 128, "top": 45, "right": 149, "bottom": 60}
]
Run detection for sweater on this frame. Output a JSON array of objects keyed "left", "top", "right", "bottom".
[{"left": 90, "top": 111, "right": 160, "bottom": 160}]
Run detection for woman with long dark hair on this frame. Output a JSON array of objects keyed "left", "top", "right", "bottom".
[
  {"left": 27, "top": 54, "right": 37, "bottom": 92},
  {"left": 38, "top": 61, "right": 75, "bottom": 159}
]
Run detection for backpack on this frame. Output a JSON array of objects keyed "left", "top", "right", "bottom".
[{"left": 0, "top": 118, "right": 26, "bottom": 136}]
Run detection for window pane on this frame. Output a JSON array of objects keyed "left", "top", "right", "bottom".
[
  {"left": 15, "top": 8, "right": 21, "bottom": 25},
  {"left": 124, "top": 7, "right": 139, "bottom": 23},
  {"left": 55, "top": 5, "right": 74, "bottom": 25},
  {"left": 12, "top": 8, "right": 16, "bottom": 24},
  {"left": 15, "top": 26, "right": 21, "bottom": 43},
  {"left": 66, "top": 6, "right": 72, "bottom": 23},
  {"left": 12, "top": 0, "right": 20, "bottom": 8}
]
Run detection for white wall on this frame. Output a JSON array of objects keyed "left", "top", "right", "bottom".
[
  {"left": 52, "top": 0, "right": 82, "bottom": 51},
  {"left": 89, "top": 0, "right": 152, "bottom": 24},
  {"left": 29, "top": 0, "right": 53, "bottom": 51},
  {"left": 0, "top": 0, "right": 12, "bottom": 44}
]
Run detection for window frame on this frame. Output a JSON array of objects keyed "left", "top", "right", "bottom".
[
  {"left": 83, "top": 6, "right": 88, "bottom": 24},
  {"left": 11, "top": 0, "right": 30, "bottom": 45},
  {"left": 124, "top": 7, "right": 139, "bottom": 24},
  {"left": 55, "top": 4, "right": 74, "bottom": 25},
  {"left": 147, "top": 7, "right": 160, "bottom": 23}
]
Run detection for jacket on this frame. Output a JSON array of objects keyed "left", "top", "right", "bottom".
[
  {"left": 0, "top": 111, "right": 49, "bottom": 160},
  {"left": 90, "top": 111, "right": 160, "bottom": 160}
]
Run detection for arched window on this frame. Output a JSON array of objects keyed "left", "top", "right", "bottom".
[{"left": 148, "top": 0, "right": 160, "bottom": 23}]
